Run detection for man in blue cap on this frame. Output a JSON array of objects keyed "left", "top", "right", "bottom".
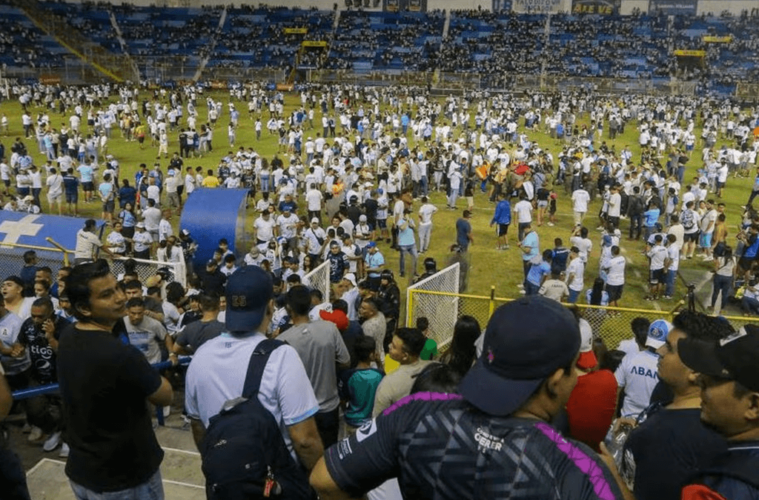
[
  {"left": 309, "top": 296, "right": 629, "bottom": 499},
  {"left": 185, "top": 266, "right": 323, "bottom": 471}
]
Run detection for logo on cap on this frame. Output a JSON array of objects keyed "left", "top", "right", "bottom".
[{"left": 230, "top": 295, "right": 247, "bottom": 308}]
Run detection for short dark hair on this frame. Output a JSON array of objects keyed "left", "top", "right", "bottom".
[
  {"left": 65, "top": 260, "right": 113, "bottom": 322},
  {"left": 126, "top": 297, "right": 145, "bottom": 309},
  {"left": 199, "top": 294, "right": 220, "bottom": 312},
  {"left": 395, "top": 327, "right": 426, "bottom": 358},
  {"left": 31, "top": 297, "right": 53, "bottom": 312},
  {"left": 353, "top": 336, "right": 376, "bottom": 363},
  {"left": 672, "top": 310, "right": 734, "bottom": 342},
  {"left": 631, "top": 317, "right": 651, "bottom": 346},
  {"left": 124, "top": 280, "right": 142, "bottom": 291},
  {"left": 332, "top": 299, "right": 348, "bottom": 314},
  {"left": 410, "top": 362, "right": 461, "bottom": 394},
  {"left": 286, "top": 286, "right": 312, "bottom": 316}
]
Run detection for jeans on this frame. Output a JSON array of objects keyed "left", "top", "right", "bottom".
[
  {"left": 665, "top": 269, "right": 676, "bottom": 297},
  {"left": 742, "top": 296, "right": 759, "bottom": 315},
  {"left": 447, "top": 189, "right": 458, "bottom": 208},
  {"left": 629, "top": 214, "right": 642, "bottom": 239},
  {"left": 568, "top": 288, "right": 581, "bottom": 303},
  {"left": 0, "top": 447, "right": 31, "bottom": 500},
  {"left": 70, "top": 470, "right": 163, "bottom": 500},
  {"left": 398, "top": 244, "right": 418, "bottom": 276},
  {"left": 524, "top": 281, "right": 540, "bottom": 296},
  {"left": 711, "top": 274, "right": 732, "bottom": 309},
  {"left": 418, "top": 224, "right": 432, "bottom": 253}
]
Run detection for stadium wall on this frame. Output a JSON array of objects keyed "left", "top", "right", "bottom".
[{"left": 56, "top": 0, "right": 753, "bottom": 14}]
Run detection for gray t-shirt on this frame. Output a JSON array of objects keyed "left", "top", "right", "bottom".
[
  {"left": 278, "top": 320, "right": 350, "bottom": 413},
  {"left": 124, "top": 315, "right": 167, "bottom": 364},
  {"left": 176, "top": 319, "right": 225, "bottom": 353}
]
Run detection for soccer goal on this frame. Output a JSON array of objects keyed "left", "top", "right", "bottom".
[
  {"left": 304, "top": 259, "right": 331, "bottom": 303},
  {"left": 405, "top": 263, "right": 460, "bottom": 350}
]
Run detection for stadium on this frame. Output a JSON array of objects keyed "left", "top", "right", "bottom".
[{"left": 0, "top": 0, "right": 758, "bottom": 498}]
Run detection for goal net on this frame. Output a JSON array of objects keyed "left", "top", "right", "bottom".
[
  {"left": 405, "top": 263, "right": 460, "bottom": 350},
  {"left": 304, "top": 260, "right": 331, "bottom": 303}
]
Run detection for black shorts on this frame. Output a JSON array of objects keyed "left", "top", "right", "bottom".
[
  {"left": 498, "top": 223, "right": 509, "bottom": 236},
  {"left": 683, "top": 232, "right": 699, "bottom": 243},
  {"left": 102, "top": 200, "right": 114, "bottom": 213},
  {"left": 82, "top": 182, "right": 94, "bottom": 192},
  {"left": 65, "top": 192, "right": 78, "bottom": 204},
  {"left": 606, "top": 284, "right": 624, "bottom": 301},
  {"left": 607, "top": 216, "right": 620, "bottom": 228},
  {"left": 377, "top": 219, "right": 387, "bottom": 229},
  {"left": 649, "top": 268, "right": 666, "bottom": 285}
]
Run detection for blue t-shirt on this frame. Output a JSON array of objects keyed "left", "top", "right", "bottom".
[
  {"left": 521, "top": 231, "right": 540, "bottom": 261},
  {"left": 527, "top": 261, "right": 551, "bottom": 287},
  {"left": 643, "top": 209, "right": 660, "bottom": 227},
  {"left": 77, "top": 165, "right": 93, "bottom": 182},
  {"left": 456, "top": 218, "right": 472, "bottom": 249}
]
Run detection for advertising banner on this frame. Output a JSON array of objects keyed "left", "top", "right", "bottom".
[
  {"left": 513, "top": 0, "right": 562, "bottom": 13},
  {"left": 674, "top": 49, "right": 706, "bottom": 56},
  {"left": 571, "top": 0, "right": 621, "bottom": 15},
  {"left": 649, "top": 0, "right": 697, "bottom": 15},
  {"left": 703, "top": 35, "right": 732, "bottom": 43}
]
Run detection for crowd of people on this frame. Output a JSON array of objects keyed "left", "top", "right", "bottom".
[{"left": 1, "top": 80, "right": 759, "bottom": 499}]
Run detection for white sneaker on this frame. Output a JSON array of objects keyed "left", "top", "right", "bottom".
[
  {"left": 27, "top": 426, "right": 43, "bottom": 443},
  {"left": 43, "top": 431, "right": 62, "bottom": 452},
  {"left": 163, "top": 406, "right": 171, "bottom": 418},
  {"left": 59, "top": 442, "right": 70, "bottom": 458}
]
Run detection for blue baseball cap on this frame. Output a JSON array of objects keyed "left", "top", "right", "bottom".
[
  {"left": 460, "top": 296, "right": 581, "bottom": 417},
  {"left": 645, "top": 319, "right": 673, "bottom": 349},
  {"left": 225, "top": 266, "right": 273, "bottom": 332}
]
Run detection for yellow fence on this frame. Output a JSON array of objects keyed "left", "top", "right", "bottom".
[{"left": 407, "top": 288, "right": 759, "bottom": 352}]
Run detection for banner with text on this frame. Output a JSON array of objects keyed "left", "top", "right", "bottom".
[
  {"left": 674, "top": 49, "right": 706, "bottom": 56},
  {"left": 572, "top": 0, "right": 621, "bottom": 15},
  {"left": 513, "top": 0, "right": 562, "bottom": 13},
  {"left": 703, "top": 35, "right": 732, "bottom": 43},
  {"left": 649, "top": 0, "right": 697, "bottom": 15}
]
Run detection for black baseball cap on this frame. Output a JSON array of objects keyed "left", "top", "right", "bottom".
[
  {"left": 679, "top": 325, "right": 759, "bottom": 392},
  {"left": 460, "top": 296, "right": 581, "bottom": 417}
]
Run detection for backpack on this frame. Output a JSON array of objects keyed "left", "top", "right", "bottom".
[{"left": 200, "top": 339, "right": 313, "bottom": 500}]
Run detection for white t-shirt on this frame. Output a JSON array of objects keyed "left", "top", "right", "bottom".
[
  {"left": 647, "top": 245, "right": 668, "bottom": 270},
  {"left": 514, "top": 200, "right": 533, "bottom": 223},
  {"left": 306, "top": 189, "right": 323, "bottom": 211},
  {"left": 607, "top": 192, "right": 622, "bottom": 217},
  {"left": 566, "top": 258, "right": 585, "bottom": 291},
  {"left": 46, "top": 173, "right": 63, "bottom": 197},
  {"left": 615, "top": 350, "right": 660, "bottom": 418},
  {"left": 418, "top": 203, "right": 438, "bottom": 225},
  {"left": 254, "top": 216, "right": 276, "bottom": 242},
  {"left": 185, "top": 332, "right": 319, "bottom": 460},
  {"left": 570, "top": 236, "right": 592, "bottom": 264},
  {"left": 572, "top": 190, "right": 590, "bottom": 212},
  {"left": 605, "top": 255, "right": 626, "bottom": 286}
]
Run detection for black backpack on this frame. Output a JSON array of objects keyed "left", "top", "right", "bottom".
[{"left": 200, "top": 339, "right": 313, "bottom": 500}]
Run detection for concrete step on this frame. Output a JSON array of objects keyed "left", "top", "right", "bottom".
[{"left": 27, "top": 446, "right": 205, "bottom": 499}]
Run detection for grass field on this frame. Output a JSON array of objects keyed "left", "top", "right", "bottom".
[{"left": 0, "top": 89, "right": 753, "bottom": 314}]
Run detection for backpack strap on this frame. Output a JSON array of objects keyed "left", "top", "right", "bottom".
[{"left": 241, "top": 338, "right": 284, "bottom": 399}]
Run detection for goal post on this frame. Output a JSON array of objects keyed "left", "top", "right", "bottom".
[{"left": 405, "top": 263, "right": 460, "bottom": 350}]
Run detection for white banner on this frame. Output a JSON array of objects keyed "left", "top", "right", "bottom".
[{"left": 512, "top": 0, "right": 563, "bottom": 12}]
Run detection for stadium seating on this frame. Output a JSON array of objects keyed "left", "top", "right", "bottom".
[{"left": 5, "top": 2, "right": 758, "bottom": 95}]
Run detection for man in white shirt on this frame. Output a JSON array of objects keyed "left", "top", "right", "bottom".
[
  {"left": 513, "top": 195, "right": 533, "bottom": 242},
  {"left": 46, "top": 167, "right": 64, "bottom": 215},
  {"left": 253, "top": 211, "right": 276, "bottom": 245},
  {"left": 646, "top": 234, "right": 669, "bottom": 301},
  {"left": 615, "top": 319, "right": 672, "bottom": 418},
  {"left": 570, "top": 226, "right": 593, "bottom": 264},
  {"left": 571, "top": 187, "right": 590, "bottom": 226},
  {"left": 603, "top": 245, "right": 626, "bottom": 307},
  {"left": 565, "top": 247, "right": 584, "bottom": 304},
  {"left": 417, "top": 196, "right": 438, "bottom": 254},
  {"left": 306, "top": 184, "right": 323, "bottom": 222},
  {"left": 185, "top": 266, "right": 324, "bottom": 471},
  {"left": 142, "top": 199, "right": 162, "bottom": 245},
  {"left": 74, "top": 219, "right": 114, "bottom": 264},
  {"left": 606, "top": 184, "right": 622, "bottom": 228}
]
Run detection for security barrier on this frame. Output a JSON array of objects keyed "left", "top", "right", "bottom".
[{"left": 408, "top": 288, "right": 759, "bottom": 352}]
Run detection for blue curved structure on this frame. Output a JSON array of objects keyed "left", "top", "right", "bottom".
[{"left": 180, "top": 188, "right": 248, "bottom": 269}]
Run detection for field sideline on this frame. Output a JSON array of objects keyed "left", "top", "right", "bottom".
[{"left": 0, "top": 88, "right": 752, "bottom": 314}]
